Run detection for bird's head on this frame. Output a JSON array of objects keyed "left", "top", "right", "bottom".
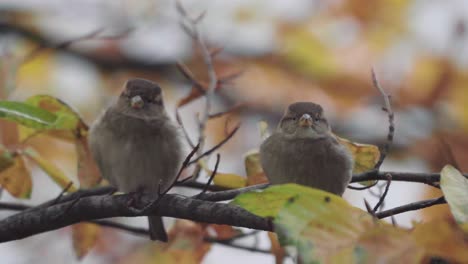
[
  {"left": 115, "top": 78, "right": 167, "bottom": 119},
  {"left": 279, "top": 102, "right": 331, "bottom": 139}
]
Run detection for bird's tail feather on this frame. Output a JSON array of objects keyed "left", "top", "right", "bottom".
[{"left": 148, "top": 215, "right": 168, "bottom": 242}]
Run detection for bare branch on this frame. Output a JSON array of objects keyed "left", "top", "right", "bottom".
[
  {"left": 376, "top": 197, "right": 446, "bottom": 219},
  {"left": 373, "top": 174, "right": 392, "bottom": 212},
  {"left": 371, "top": 69, "right": 395, "bottom": 170},
  {"left": 175, "top": 108, "right": 195, "bottom": 148},
  {"left": 188, "top": 125, "right": 239, "bottom": 165},
  {"left": 198, "top": 154, "right": 220, "bottom": 196}
]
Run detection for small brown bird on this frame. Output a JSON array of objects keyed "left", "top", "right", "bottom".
[
  {"left": 260, "top": 102, "right": 352, "bottom": 196},
  {"left": 89, "top": 78, "right": 183, "bottom": 241}
]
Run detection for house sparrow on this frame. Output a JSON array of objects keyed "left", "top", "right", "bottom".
[
  {"left": 89, "top": 78, "right": 183, "bottom": 241},
  {"left": 260, "top": 102, "right": 352, "bottom": 196}
]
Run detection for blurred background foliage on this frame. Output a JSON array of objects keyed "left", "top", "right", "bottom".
[{"left": 0, "top": 0, "right": 467, "bottom": 263}]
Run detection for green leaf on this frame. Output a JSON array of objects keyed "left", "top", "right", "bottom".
[
  {"left": 235, "top": 184, "right": 468, "bottom": 263},
  {"left": 440, "top": 165, "right": 468, "bottom": 224},
  {"left": 232, "top": 184, "right": 344, "bottom": 218},
  {"left": 0, "top": 101, "right": 57, "bottom": 129},
  {"left": 19, "top": 95, "right": 87, "bottom": 141}
]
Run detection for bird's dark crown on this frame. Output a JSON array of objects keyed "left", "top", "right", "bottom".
[
  {"left": 287, "top": 102, "right": 323, "bottom": 116},
  {"left": 123, "top": 78, "right": 162, "bottom": 100}
]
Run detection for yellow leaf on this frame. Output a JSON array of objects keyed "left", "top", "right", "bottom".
[
  {"left": 0, "top": 155, "right": 32, "bottom": 199},
  {"left": 336, "top": 135, "right": 380, "bottom": 174},
  {"left": 76, "top": 136, "right": 101, "bottom": 188},
  {"left": 23, "top": 148, "right": 77, "bottom": 192},
  {"left": 213, "top": 173, "right": 247, "bottom": 189},
  {"left": 281, "top": 27, "right": 337, "bottom": 79},
  {"left": 72, "top": 223, "right": 101, "bottom": 260},
  {"left": 244, "top": 149, "right": 268, "bottom": 186},
  {"left": 199, "top": 160, "right": 247, "bottom": 189}
]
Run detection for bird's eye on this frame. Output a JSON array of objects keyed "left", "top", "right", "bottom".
[
  {"left": 314, "top": 117, "right": 320, "bottom": 122},
  {"left": 292, "top": 117, "right": 297, "bottom": 121}
]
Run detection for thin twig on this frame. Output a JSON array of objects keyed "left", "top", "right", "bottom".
[
  {"left": 347, "top": 180, "right": 379, "bottom": 190},
  {"left": 175, "top": 61, "right": 206, "bottom": 94},
  {"left": 140, "top": 144, "right": 200, "bottom": 213},
  {"left": 198, "top": 154, "right": 221, "bottom": 196},
  {"left": 175, "top": 109, "right": 195, "bottom": 148},
  {"left": 188, "top": 125, "right": 239, "bottom": 165},
  {"left": 372, "top": 174, "right": 392, "bottom": 212},
  {"left": 364, "top": 199, "right": 377, "bottom": 218},
  {"left": 376, "top": 197, "right": 446, "bottom": 219},
  {"left": 53, "top": 181, "right": 74, "bottom": 205},
  {"left": 176, "top": 1, "right": 219, "bottom": 171},
  {"left": 371, "top": 69, "right": 395, "bottom": 170}
]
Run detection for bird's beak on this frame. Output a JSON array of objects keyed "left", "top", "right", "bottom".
[
  {"left": 299, "top": 113, "right": 313, "bottom": 127},
  {"left": 130, "top": 95, "right": 144, "bottom": 109}
]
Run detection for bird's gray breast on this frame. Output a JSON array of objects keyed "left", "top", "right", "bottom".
[
  {"left": 260, "top": 134, "right": 352, "bottom": 195},
  {"left": 94, "top": 113, "right": 182, "bottom": 194}
]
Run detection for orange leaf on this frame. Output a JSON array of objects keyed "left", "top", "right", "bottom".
[
  {"left": 267, "top": 232, "right": 286, "bottom": 264},
  {"left": 119, "top": 220, "right": 211, "bottom": 264},
  {"left": 72, "top": 223, "right": 101, "bottom": 260},
  {"left": 0, "top": 155, "right": 32, "bottom": 199},
  {"left": 412, "top": 218, "right": 468, "bottom": 263},
  {"left": 76, "top": 136, "right": 101, "bottom": 188},
  {"left": 207, "top": 224, "right": 242, "bottom": 240}
]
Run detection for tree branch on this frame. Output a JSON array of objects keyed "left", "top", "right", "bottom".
[
  {"left": 376, "top": 197, "right": 446, "bottom": 219},
  {"left": 0, "top": 193, "right": 270, "bottom": 243}
]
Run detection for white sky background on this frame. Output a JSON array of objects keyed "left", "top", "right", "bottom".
[{"left": 0, "top": 0, "right": 467, "bottom": 263}]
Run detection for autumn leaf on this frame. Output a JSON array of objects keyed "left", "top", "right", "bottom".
[
  {"left": 72, "top": 223, "right": 101, "bottom": 260},
  {"left": 75, "top": 136, "right": 101, "bottom": 188},
  {"left": 212, "top": 173, "right": 246, "bottom": 189},
  {"left": 23, "top": 148, "right": 77, "bottom": 192},
  {"left": 244, "top": 149, "right": 268, "bottom": 186},
  {"left": 199, "top": 160, "right": 247, "bottom": 189},
  {"left": 0, "top": 144, "right": 14, "bottom": 172},
  {"left": 336, "top": 135, "right": 380, "bottom": 174},
  {"left": 440, "top": 165, "right": 468, "bottom": 225},
  {"left": 205, "top": 224, "right": 242, "bottom": 240},
  {"left": 119, "top": 220, "right": 211, "bottom": 264},
  {"left": 281, "top": 27, "right": 338, "bottom": 79},
  {"left": 232, "top": 184, "right": 346, "bottom": 219},
  {"left": 235, "top": 184, "right": 468, "bottom": 263},
  {"left": 0, "top": 155, "right": 32, "bottom": 199},
  {"left": 267, "top": 232, "right": 286, "bottom": 264},
  {"left": 412, "top": 218, "right": 468, "bottom": 263}
]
